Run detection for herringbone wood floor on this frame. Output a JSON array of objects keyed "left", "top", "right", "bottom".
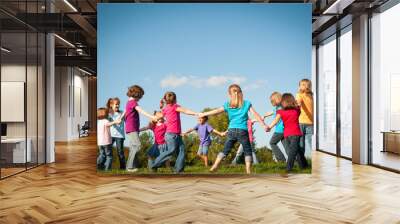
[{"left": 1, "top": 136, "right": 400, "bottom": 224}]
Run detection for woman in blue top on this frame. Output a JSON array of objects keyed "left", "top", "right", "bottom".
[{"left": 199, "top": 84, "right": 267, "bottom": 174}]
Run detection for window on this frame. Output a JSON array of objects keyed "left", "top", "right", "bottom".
[
  {"left": 339, "top": 27, "right": 352, "bottom": 158},
  {"left": 317, "top": 35, "right": 337, "bottom": 154},
  {"left": 370, "top": 3, "right": 400, "bottom": 171},
  {"left": 0, "top": 2, "right": 47, "bottom": 179}
]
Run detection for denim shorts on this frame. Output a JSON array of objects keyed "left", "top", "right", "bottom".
[{"left": 197, "top": 145, "right": 209, "bottom": 156}]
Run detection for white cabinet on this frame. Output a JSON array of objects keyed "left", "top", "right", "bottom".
[{"left": 1, "top": 138, "right": 32, "bottom": 163}]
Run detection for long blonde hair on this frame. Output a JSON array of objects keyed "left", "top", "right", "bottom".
[
  {"left": 270, "top": 92, "right": 282, "bottom": 105},
  {"left": 299, "top": 79, "right": 313, "bottom": 96},
  {"left": 228, "top": 84, "right": 243, "bottom": 108}
]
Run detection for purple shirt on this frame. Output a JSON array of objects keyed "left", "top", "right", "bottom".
[
  {"left": 194, "top": 123, "right": 214, "bottom": 146},
  {"left": 125, "top": 99, "right": 139, "bottom": 133}
]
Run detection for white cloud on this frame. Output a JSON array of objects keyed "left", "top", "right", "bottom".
[
  {"left": 160, "top": 75, "right": 190, "bottom": 88},
  {"left": 243, "top": 80, "right": 267, "bottom": 91},
  {"left": 160, "top": 74, "right": 247, "bottom": 89},
  {"left": 205, "top": 75, "right": 246, "bottom": 87}
]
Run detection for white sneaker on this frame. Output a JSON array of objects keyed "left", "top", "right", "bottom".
[{"left": 126, "top": 168, "right": 138, "bottom": 173}]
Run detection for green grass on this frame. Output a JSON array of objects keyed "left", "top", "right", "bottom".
[
  {"left": 98, "top": 147, "right": 312, "bottom": 175},
  {"left": 99, "top": 160, "right": 311, "bottom": 175}
]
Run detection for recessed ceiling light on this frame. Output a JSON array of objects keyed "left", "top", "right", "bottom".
[
  {"left": 63, "top": 0, "right": 78, "bottom": 12},
  {"left": 1, "top": 47, "right": 11, "bottom": 53},
  {"left": 54, "top": 34, "right": 75, "bottom": 48},
  {"left": 78, "top": 67, "right": 93, "bottom": 76},
  {"left": 322, "top": 0, "right": 354, "bottom": 15}
]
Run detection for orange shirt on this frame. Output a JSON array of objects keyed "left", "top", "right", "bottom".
[{"left": 296, "top": 93, "right": 314, "bottom": 125}]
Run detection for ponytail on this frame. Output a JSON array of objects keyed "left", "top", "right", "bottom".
[{"left": 228, "top": 84, "right": 243, "bottom": 108}]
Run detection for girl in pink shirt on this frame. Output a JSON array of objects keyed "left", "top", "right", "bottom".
[
  {"left": 150, "top": 91, "right": 198, "bottom": 173},
  {"left": 140, "top": 111, "right": 170, "bottom": 171}
]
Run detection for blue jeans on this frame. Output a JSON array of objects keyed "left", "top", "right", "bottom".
[
  {"left": 112, "top": 137, "right": 126, "bottom": 169},
  {"left": 283, "top": 136, "right": 308, "bottom": 171},
  {"left": 148, "top": 143, "right": 168, "bottom": 169},
  {"left": 97, "top": 144, "right": 112, "bottom": 171},
  {"left": 151, "top": 133, "right": 185, "bottom": 173},
  {"left": 219, "top": 129, "right": 253, "bottom": 162},
  {"left": 269, "top": 132, "right": 286, "bottom": 162},
  {"left": 299, "top": 124, "right": 313, "bottom": 159}
]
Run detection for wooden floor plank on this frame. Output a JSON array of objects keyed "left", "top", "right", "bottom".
[{"left": 0, "top": 136, "right": 399, "bottom": 223}]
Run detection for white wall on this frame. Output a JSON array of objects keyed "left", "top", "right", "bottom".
[
  {"left": 1, "top": 63, "right": 46, "bottom": 163},
  {"left": 1, "top": 65, "right": 27, "bottom": 139},
  {"left": 54, "top": 67, "right": 89, "bottom": 141}
]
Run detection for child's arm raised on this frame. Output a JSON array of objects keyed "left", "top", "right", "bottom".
[
  {"left": 199, "top": 107, "right": 225, "bottom": 117},
  {"left": 135, "top": 106, "right": 157, "bottom": 121},
  {"left": 176, "top": 107, "right": 198, "bottom": 116},
  {"left": 249, "top": 106, "right": 268, "bottom": 131}
]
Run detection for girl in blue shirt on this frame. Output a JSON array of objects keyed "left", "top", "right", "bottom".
[
  {"left": 264, "top": 92, "right": 286, "bottom": 162},
  {"left": 107, "top": 97, "right": 126, "bottom": 170},
  {"left": 199, "top": 84, "right": 267, "bottom": 174}
]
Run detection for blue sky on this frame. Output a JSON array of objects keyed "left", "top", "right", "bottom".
[{"left": 98, "top": 3, "right": 311, "bottom": 147}]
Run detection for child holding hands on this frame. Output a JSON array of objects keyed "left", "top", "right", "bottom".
[
  {"left": 97, "top": 107, "right": 122, "bottom": 171},
  {"left": 183, "top": 116, "right": 225, "bottom": 167},
  {"left": 139, "top": 111, "right": 169, "bottom": 171},
  {"left": 122, "top": 85, "right": 158, "bottom": 172},
  {"left": 266, "top": 93, "right": 308, "bottom": 171},
  {"left": 264, "top": 92, "right": 287, "bottom": 162},
  {"left": 199, "top": 84, "right": 267, "bottom": 174},
  {"left": 150, "top": 91, "right": 198, "bottom": 173},
  {"left": 107, "top": 97, "right": 126, "bottom": 170}
]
